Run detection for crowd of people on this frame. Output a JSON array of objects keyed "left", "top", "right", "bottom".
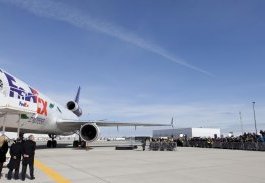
[
  {"left": 148, "top": 138, "right": 177, "bottom": 151},
  {"left": 185, "top": 130, "right": 265, "bottom": 151},
  {"left": 149, "top": 130, "right": 265, "bottom": 151},
  {"left": 0, "top": 134, "right": 36, "bottom": 181}
]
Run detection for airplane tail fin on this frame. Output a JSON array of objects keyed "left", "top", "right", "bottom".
[
  {"left": 66, "top": 86, "right": 82, "bottom": 117},
  {"left": 75, "top": 86, "right": 81, "bottom": 103}
]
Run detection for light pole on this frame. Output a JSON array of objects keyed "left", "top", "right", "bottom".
[
  {"left": 252, "top": 102, "right": 258, "bottom": 135},
  {"left": 239, "top": 112, "right": 243, "bottom": 135}
]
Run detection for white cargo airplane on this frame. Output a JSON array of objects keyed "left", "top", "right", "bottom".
[{"left": 0, "top": 68, "right": 170, "bottom": 148}]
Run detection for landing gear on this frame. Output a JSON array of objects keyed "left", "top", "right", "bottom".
[
  {"left": 47, "top": 140, "right": 52, "bottom": 148},
  {"left": 72, "top": 131, "right": 86, "bottom": 148},
  {"left": 73, "top": 140, "right": 79, "bottom": 148},
  {"left": 80, "top": 141, "right": 86, "bottom": 148},
  {"left": 47, "top": 140, "right": 57, "bottom": 148},
  {"left": 72, "top": 140, "right": 86, "bottom": 148},
  {"left": 47, "top": 134, "right": 57, "bottom": 148}
]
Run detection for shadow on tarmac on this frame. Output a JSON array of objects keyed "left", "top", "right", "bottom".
[{"left": 35, "top": 141, "right": 141, "bottom": 150}]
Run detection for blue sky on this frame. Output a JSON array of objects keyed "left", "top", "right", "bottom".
[{"left": 1, "top": 0, "right": 265, "bottom": 136}]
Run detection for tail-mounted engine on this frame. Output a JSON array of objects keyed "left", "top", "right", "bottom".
[
  {"left": 67, "top": 86, "right": 82, "bottom": 117},
  {"left": 66, "top": 100, "right": 82, "bottom": 117},
  {"left": 80, "top": 123, "right": 100, "bottom": 142}
]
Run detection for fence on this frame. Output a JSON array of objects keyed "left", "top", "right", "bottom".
[{"left": 187, "top": 140, "right": 265, "bottom": 151}]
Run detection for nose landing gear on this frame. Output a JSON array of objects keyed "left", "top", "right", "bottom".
[{"left": 47, "top": 134, "right": 57, "bottom": 148}]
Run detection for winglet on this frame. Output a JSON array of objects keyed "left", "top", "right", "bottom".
[{"left": 75, "top": 86, "right": 81, "bottom": 103}]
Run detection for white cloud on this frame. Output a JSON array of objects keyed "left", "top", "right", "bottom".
[{"left": 0, "top": 0, "right": 212, "bottom": 76}]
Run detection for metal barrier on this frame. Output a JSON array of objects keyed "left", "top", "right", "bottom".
[
  {"left": 258, "top": 143, "right": 265, "bottom": 151},
  {"left": 186, "top": 141, "right": 265, "bottom": 151}
]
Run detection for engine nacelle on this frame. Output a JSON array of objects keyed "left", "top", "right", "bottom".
[
  {"left": 66, "top": 101, "right": 82, "bottom": 117},
  {"left": 80, "top": 123, "right": 100, "bottom": 142}
]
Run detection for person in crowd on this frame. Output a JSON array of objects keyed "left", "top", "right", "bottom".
[
  {"left": 207, "top": 138, "right": 213, "bottom": 148},
  {"left": 21, "top": 135, "right": 36, "bottom": 181},
  {"left": 0, "top": 135, "right": 8, "bottom": 179},
  {"left": 7, "top": 138, "right": 23, "bottom": 180}
]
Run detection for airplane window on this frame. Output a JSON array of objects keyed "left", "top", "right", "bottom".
[{"left": 0, "top": 79, "right": 3, "bottom": 89}]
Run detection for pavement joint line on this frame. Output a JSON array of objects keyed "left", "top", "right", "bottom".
[{"left": 34, "top": 159, "right": 71, "bottom": 183}]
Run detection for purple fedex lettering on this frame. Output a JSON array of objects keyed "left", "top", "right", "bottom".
[
  {"left": 4, "top": 72, "right": 38, "bottom": 103},
  {"left": 25, "top": 87, "right": 38, "bottom": 103},
  {"left": 4, "top": 72, "right": 17, "bottom": 90},
  {"left": 4, "top": 72, "right": 24, "bottom": 98},
  {"left": 4, "top": 72, "right": 29, "bottom": 100}
]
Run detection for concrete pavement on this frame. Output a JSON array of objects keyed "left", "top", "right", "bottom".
[{"left": 1, "top": 145, "right": 265, "bottom": 183}]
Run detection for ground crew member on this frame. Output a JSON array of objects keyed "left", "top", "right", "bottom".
[
  {"left": 21, "top": 135, "right": 36, "bottom": 181},
  {"left": 7, "top": 138, "right": 23, "bottom": 180},
  {"left": 0, "top": 135, "right": 8, "bottom": 179},
  {"left": 142, "top": 138, "right": 146, "bottom": 151}
]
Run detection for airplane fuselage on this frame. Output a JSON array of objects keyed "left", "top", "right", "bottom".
[
  {"left": 0, "top": 68, "right": 169, "bottom": 145},
  {"left": 0, "top": 68, "right": 77, "bottom": 135}
]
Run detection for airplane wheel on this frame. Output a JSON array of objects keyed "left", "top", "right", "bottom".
[
  {"left": 47, "top": 140, "right": 52, "bottom": 148},
  {"left": 80, "top": 141, "right": 86, "bottom": 148},
  {"left": 52, "top": 140, "right": 57, "bottom": 148},
  {"left": 73, "top": 140, "right": 79, "bottom": 148}
]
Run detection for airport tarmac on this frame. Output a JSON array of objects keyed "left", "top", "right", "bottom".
[{"left": 1, "top": 142, "right": 265, "bottom": 183}]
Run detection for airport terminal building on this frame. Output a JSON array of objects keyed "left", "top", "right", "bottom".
[{"left": 153, "top": 128, "right": 221, "bottom": 138}]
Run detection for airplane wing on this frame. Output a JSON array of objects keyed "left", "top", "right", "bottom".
[{"left": 56, "top": 119, "right": 172, "bottom": 131}]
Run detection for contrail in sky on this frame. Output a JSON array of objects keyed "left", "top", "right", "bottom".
[{"left": 1, "top": 0, "right": 212, "bottom": 76}]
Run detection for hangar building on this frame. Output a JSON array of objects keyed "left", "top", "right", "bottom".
[{"left": 153, "top": 128, "right": 221, "bottom": 138}]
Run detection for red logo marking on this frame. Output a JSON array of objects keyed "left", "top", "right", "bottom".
[{"left": 37, "top": 98, "right": 47, "bottom": 116}]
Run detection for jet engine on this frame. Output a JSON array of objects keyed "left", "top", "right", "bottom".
[
  {"left": 80, "top": 123, "right": 100, "bottom": 142},
  {"left": 66, "top": 100, "right": 82, "bottom": 117}
]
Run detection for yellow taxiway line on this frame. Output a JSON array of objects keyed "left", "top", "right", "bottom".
[{"left": 35, "top": 159, "right": 71, "bottom": 183}]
